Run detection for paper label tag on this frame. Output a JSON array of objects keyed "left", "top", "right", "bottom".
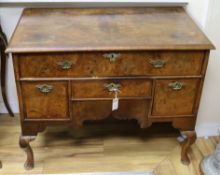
[{"left": 112, "top": 98, "right": 119, "bottom": 111}]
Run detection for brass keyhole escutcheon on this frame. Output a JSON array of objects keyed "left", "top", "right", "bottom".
[
  {"left": 103, "top": 53, "right": 121, "bottom": 62},
  {"left": 104, "top": 83, "right": 121, "bottom": 92}
]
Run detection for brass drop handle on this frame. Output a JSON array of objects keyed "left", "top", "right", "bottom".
[
  {"left": 104, "top": 83, "right": 121, "bottom": 92},
  {"left": 57, "top": 61, "right": 75, "bottom": 70},
  {"left": 103, "top": 53, "right": 121, "bottom": 62},
  {"left": 149, "top": 59, "right": 167, "bottom": 68},
  {"left": 168, "top": 81, "right": 184, "bottom": 90},
  {"left": 37, "top": 84, "right": 53, "bottom": 94}
]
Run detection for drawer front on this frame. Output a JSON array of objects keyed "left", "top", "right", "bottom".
[
  {"left": 152, "top": 79, "right": 200, "bottom": 116},
  {"left": 18, "top": 51, "right": 204, "bottom": 77},
  {"left": 71, "top": 79, "right": 152, "bottom": 98},
  {"left": 21, "top": 82, "right": 69, "bottom": 119},
  {"left": 145, "top": 51, "right": 204, "bottom": 76},
  {"left": 72, "top": 99, "right": 150, "bottom": 128}
]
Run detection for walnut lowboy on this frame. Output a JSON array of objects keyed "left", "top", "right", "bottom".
[{"left": 6, "top": 7, "right": 214, "bottom": 170}]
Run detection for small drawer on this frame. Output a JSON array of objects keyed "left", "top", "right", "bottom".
[
  {"left": 145, "top": 51, "right": 204, "bottom": 76},
  {"left": 21, "top": 81, "right": 69, "bottom": 120},
  {"left": 71, "top": 79, "right": 152, "bottom": 98},
  {"left": 18, "top": 51, "right": 204, "bottom": 78},
  {"left": 152, "top": 79, "right": 200, "bottom": 116}
]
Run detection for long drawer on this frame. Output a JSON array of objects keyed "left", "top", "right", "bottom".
[{"left": 18, "top": 51, "right": 204, "bottom": 78}]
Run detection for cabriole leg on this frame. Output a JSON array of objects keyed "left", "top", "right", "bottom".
[
  {"left": 179, "top": 131, "right": 197, "bottom": 165},
  {"left": 19, "top": 135, "right": 36, "bottom": 170}
]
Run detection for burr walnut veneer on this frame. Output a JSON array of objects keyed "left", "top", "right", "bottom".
[{"left": 6, "top": 7, "right": 214, "bottom": 170}]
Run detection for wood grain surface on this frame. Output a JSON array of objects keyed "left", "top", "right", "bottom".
[
  {"left": 20, "top": 81, "right": 69, "bottom": 119},
  {"left": 71, "top": 79, "right": 152, "bottom": 98},
  {"left": 17, "top": 51, "right": 205, "bottom": 77},
  {"left": 6, "top": 7, "right": 214, "bottom": 53},
  {"left": 72, "top": 100, "right": 150, "bottom": 128},
  {"left": 152, "top": 79, "right": 200, "bottom": 116}
]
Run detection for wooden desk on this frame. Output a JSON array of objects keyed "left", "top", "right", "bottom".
[{"left": 6, "top": 7, "right": 214, "bottom": 170}]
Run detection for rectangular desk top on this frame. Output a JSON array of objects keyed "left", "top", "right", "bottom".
[{"left": 6, "top": 7, "right": 214, "bottom": 53}]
